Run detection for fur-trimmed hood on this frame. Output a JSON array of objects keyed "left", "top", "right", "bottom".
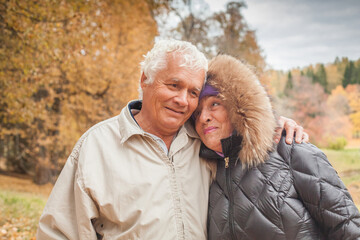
[{"left": 206, "top": 55, "right": 277, "bottom": 167}]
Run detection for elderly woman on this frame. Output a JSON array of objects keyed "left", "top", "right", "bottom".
[{"left": 193, "top": 55, "right": 360, "bottom": 239}]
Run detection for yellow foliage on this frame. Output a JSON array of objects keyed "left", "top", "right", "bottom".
[
  {"left": 346, "top": 85, "right": 360, "bottom": 133},
  {"left": 350, "top": 112, "right": 360, "bottom": 132},
  {"left": 326, "top": 64, "right": 342, "bottom": 91},
  {"left": 0, "top": 0, "right": 157, "bottom": 178}
]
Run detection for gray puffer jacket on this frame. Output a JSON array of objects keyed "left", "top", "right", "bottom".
[
  {"left": 202, "top": 55, "right": 360, "bottom": 240},
  {"left": 202, "top": 133, "right": 360, "bottom": 240}
]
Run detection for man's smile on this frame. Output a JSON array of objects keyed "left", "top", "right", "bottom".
[{"left": 165, "top": 107, "right": 185, "bottom": 115}]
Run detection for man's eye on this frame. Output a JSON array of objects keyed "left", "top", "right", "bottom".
[
  {"left": 167, "top": 83, "right": 179, "bottom": 90},
  {"left": 191, "top": 91, "right": 199, "bottom": 98},
  {"left": 212, "top": 102, "right": 220, "bottom": 107}
]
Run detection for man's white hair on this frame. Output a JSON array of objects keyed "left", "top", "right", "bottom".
[{"left": 138, "top": 39, "right": 208, "bottom": 99}]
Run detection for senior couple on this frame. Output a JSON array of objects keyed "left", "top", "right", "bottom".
[{"left": 37, "top": 39, "right": 360, "bottom": 239}]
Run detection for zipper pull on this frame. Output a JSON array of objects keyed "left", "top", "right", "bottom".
[{"left": 224, "top": 157, "right": 229, "bottom": 168}]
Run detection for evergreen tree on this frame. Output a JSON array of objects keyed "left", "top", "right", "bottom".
[
  {"left": 315, "top": 64, "right": 328, "bottom": 93},
  {"left": 306, "top": 66, "right": 320, "bottom": 85},
  {"left": 343, "top": 61, "right": 355, "bottom": 87},
  {"left": 284, "top": 71, "right": 293, "bottom": 96},
  {"left": 306, "top": 67, "right": 315, "bottom": 80},
  {"left": 353, "top": 62, "right": 360, "bottom": 84}
]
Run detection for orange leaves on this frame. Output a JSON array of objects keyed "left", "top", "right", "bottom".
[
  {"left": 0, "top": 218, "right": 36, "bottom": 240},
  {"left": 1, "top": 0, "right": 157, "bottom": 182}
]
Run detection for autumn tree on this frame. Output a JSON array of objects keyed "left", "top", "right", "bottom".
[
  {"left": 152, "top": 0, "right": 266, "bottom": 71},
  {"left": 325, "top": 85, "right": 352, "bottom": 146},
  {"left": 283, "top": 76, "right": 328, "bottom": 145},
  {"left": 0, "top": 0, "right": 157, "bottom": 183},
  {"left": 346, "top": 84, "right": 360, "bottom": 138},
  {"left": 326, "top": 64, "right": 342, "bottom": 92},
  {"left": 147, "top": 0, "right": 213, "bottom": 56},
  {"left": 212, "top": 1, "right": 265, "bottom": 70}
]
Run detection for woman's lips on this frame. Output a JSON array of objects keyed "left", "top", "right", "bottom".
[{"left": 204, "top": 126, "right": 217, "bottom": 134}]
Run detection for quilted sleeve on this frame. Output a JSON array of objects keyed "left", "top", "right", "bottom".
[{"left": 290, "top": 143, "right": 360, "bottom": 239}]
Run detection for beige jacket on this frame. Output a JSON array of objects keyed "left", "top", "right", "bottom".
[{"left": 37, "top": 101, "right": 211, "bottom": 240}]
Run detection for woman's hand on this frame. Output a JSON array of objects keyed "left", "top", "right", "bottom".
[{"left": 274, "top": 116, "right": 309, "bottom": 144}]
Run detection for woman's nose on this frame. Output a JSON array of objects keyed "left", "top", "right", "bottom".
[{"left": 199, "top": 109, "right": 211, "bottom": 123}]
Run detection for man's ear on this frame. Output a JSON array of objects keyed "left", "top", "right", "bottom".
[{"left": 140, "top": 72, "right": 147, "bottom": 89}]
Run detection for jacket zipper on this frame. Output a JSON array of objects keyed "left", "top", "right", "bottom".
[
  {"left": 225, "top": 159, "right": 236, "bottom": 239},
  {"left": 170, "top": 156, "right": 185, "bottom": 240},
  {"left": 224, "top": 157, "right": 229, "bottom": 168},
  {"left": 144, "top": 135, "right": 185, "bottom": 239}
]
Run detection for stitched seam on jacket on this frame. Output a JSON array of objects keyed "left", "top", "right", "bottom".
[
  {"left": 209, "top": 181, "right": 231, "bottom": 237},
  {"left": 233, "top": 168, "right": 284, "bottom": 233},
  {"left": 290, "top": 144, "right": 340, "bottom": 239},
  {"left": 287, "top": 141, "right": 302, "bottom": 240}
]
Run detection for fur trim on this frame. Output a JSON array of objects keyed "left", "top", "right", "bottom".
[{"left": 207, "top": 55, "right": 277, "bottom": 167}]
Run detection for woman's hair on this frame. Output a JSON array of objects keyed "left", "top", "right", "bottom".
[{"left": 138, "top": 39, "right": 208, "bottom": 99}]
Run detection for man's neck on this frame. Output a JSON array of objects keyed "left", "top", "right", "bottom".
[{"left": 134, "top": 111, "right": 177, "bottom": 150}]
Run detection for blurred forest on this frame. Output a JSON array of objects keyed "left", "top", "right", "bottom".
[
  {"left": 1, "top": 0, "right": 359, "bottom": 184},
  {"left": 270, "top": 58, "right": 360, "bottom": 148}
]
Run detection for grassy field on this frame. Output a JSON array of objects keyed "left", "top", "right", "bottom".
[
  {"left": 0, "top": 148, "right": 359, "bottom": 239},
  {"left": 0, "top": 175, "right": 52, "bottom": 240},
  {"left": 323, "top": 148, "right": 360, "bottom": 209}
]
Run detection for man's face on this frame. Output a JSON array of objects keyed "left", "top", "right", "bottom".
[{"left": 141, "top": 54, "right": 205, "bottom": 135}]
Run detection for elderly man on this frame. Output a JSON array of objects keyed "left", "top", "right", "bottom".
[{"left": 37, "top": 39, "right": 306, "bottom": 239}]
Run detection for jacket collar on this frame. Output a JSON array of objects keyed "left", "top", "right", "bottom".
[
  {"left": 200, "top": 133, "right": 243, "bottom": 164},
  {"left": 221, "top": 133, "right": 242, "bottom": 162}
]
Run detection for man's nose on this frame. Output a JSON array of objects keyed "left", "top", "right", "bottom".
[{"left": 175, "top": 90, "right": 188, "bottom": 106}]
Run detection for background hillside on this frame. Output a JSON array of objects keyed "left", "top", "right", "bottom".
[{"left": 269, "top": 57, "right": 360, "bottom": 148}]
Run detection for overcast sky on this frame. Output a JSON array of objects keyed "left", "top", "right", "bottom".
[{"left": 204, "top": 0, "right": 360, "bottom": 71}]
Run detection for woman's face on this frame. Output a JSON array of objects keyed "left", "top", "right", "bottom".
[{"left": 194, "top": 96, "right": 234, "bottom": 153}]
